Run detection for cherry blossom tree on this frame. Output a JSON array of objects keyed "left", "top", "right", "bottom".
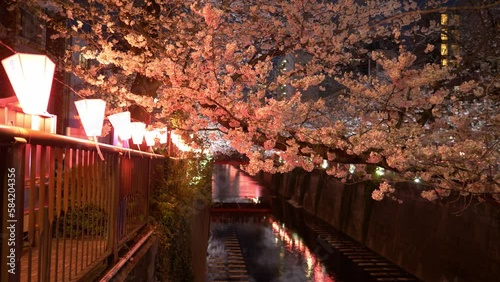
[{"left": 17, "top": 0, "right": 499, "bottom": 202}]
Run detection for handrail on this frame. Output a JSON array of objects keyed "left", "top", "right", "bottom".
[
  {"left": 0, "top": 124, "right": 165, "bottom": 282},
  {"left": 0, "top": 125, "right": 162, "bottom": 158},
  {"left": 99, "top": 230, "right": 154, "bottom": 282}
]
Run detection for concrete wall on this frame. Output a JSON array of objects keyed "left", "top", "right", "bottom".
[
  {"left": 270, "top": 170, "right": 500, "bottom": 282},
  {"left": 191, "top": 203, "right": 210, "bottom": 282}
]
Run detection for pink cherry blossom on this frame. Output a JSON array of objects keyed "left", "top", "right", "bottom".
[{"left": 18, "top": 0, "right": 499, "bottom": 203}]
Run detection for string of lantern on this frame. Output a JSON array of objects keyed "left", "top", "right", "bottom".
[{"left": 0, "top": 47, "right": 171, "bottom": 160}]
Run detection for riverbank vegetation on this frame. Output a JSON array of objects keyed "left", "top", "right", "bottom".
[{"left": 149, "top": 154, "right": 212, "bottom": 282}]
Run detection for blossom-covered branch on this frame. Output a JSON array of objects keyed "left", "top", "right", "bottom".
[{"left": 17, "top": 0, "right": 499, "bottom": 202}]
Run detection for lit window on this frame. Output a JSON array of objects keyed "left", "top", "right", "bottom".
[
  {"left": 440, "top": 14, "right": 448, "bottom": 26},
  {"left": 440, "top": 44, "right": 448, "bottom": 56},
  {"left": 79, "top": 53, "right": 90, "bottom": 69}
]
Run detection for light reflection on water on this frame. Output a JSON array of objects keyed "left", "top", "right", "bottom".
[
  {"left": 212, "top": 164, "right": 264, "bottom": 203},
  {"left": 208, "top": 215, "right": 337, "bottom": 282},
  {"left": 209, "top": 164, "right": 337, "bottom": 281},
  {"left": 269, "top": 219, "right": 336, "bottom": 282}
]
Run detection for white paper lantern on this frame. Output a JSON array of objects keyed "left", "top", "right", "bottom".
[
  {"left": 130, "top": 122, "right": 146, "bottom": 145},
  {"left": 2, "top": 53, "right": 55, "bottom": 114},
  {"left": 158, "top": 129, "right": 167, "bottom": 144},
  {"left": 108, "top": 111, "right": 131, "bottom": 140},
  {"left": 144, "top": 130, "right": 157, "bottom": 146},
  {"left": 75, "top": 99, "right": 106, "bottom": 137}
]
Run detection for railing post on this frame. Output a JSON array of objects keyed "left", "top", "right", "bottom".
[
  {"left": 146, "top": 158, "right": 152, "bottom": 222},
  {"left": 1, "top": 137, "right": 26, "bottom": 282},
  {"left": 0, "top": 126, "right": 165, "bottom": 281},
  {"left": 109, "top": 154, "right": 121, "bottom": 263}
]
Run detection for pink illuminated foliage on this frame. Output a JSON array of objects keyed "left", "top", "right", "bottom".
[{"left": 19, "top": 0, "right": 499, "bottom": 203}]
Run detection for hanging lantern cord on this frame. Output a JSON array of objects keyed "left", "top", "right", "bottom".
[
  {"left": 94, "top": 136, "right": 105, "bottom": 161},
  {"left": 137, "top": 144, "right": 143, "bottom": 157},
  {"left": 149, "top": 146, "right": 156, "bottom": 158},
  {"left": 126, "top": 139, "right": 131, "bottom": 159}
]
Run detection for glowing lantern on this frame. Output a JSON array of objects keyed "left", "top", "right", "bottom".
[
  {"left": 74, "top": 99, "right": 106, "bottom": 160},
  {"left": 158, "top": 129, "right": 167, "bottom": 144},
  {"left": 1, "top": 53, "right": 55, "bottom": 114},
  {"left": 144, "top": 130, "right": 157, "bottom": 146},
  {"left": 170, "top": 131, "right": 200, "bottom": 153},
  {"left": 130, "top": 122, "right": 146, "bottom": 145},
  {"left": 75, "top": 99, "right": 106, "bottom": 136},
  {"left": 108, "top": 111, "right": 131, "bottom": 140}
]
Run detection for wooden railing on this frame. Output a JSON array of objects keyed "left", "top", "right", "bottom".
[{"left": 0, "top": 125, "right": 165, "bottom": 282}]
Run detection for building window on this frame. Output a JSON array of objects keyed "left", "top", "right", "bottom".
[
  {"left": 441, "top": 32, "right": 448, "bottom": 41},
  {"left": 440, "top": 44, "right": 448, "bottom": 56},
  {"left": 440, "top": 13, "right": 460, "bottom": 67},
  {"left": 79, "top": 53, "right": 90, "bottom": 69},
  {"left": 441, "top": 14, "right": 448, "bottom": 26}
]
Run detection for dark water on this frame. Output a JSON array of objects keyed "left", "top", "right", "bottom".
[{"left": 208, "top": 164, "right": 338, "bottom": 281}]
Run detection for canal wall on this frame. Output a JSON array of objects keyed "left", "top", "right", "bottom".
[
  {"left": 266, "top": 169, "right": 500, "bottom": 282},
  {"left": 191, "top": 202, "right": 211, "bottom": 282}
]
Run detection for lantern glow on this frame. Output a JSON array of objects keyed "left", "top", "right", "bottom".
[
  {"left": 144, "top": 130, "right": 157, "bottom": 146},
  {"left": 130, "top": 122, "right": 146, "bottom": 145},
  {"left": 159, "top": 130, "right": 167, "bottom": 144},
  {"left": 75, "top": 99, "right": 106, "bottom": 137},
  {"left": 1, "top": 53, "right": 55, "bottom": 115},
  {"left": 108, "top": 111, "right": 131, "bottom": 140},
  {"left": 171, "top": 131, "right": 200, "bottom": 152}
]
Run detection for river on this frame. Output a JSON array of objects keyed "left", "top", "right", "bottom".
[{"left": 207, "top": 164, "right": 340, "bottom": 282}]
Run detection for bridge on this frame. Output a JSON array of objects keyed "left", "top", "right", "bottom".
[{"left": 210, "top": 202, "right": 272, "bottom": 214}]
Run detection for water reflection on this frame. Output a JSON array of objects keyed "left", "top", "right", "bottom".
[
  {"left": 209, "top": 164, "right": 337, "bottom": 281},
  {"left": 270, "top": 219, "right": 335, "bottom": 282},
  {"left": 207, "top": 215, "right": 337, "bottom": 282},
  {"left": 212, "top": 164, "right": 264, "bottom": 203}
]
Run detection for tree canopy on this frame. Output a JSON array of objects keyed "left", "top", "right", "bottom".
[{"left": 18, "top": 0, "right": 499, "bottom": 202}]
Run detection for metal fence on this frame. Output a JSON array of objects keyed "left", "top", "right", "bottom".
[{"left": 0, "top": 125, "right": 165, "bottom": 282}]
